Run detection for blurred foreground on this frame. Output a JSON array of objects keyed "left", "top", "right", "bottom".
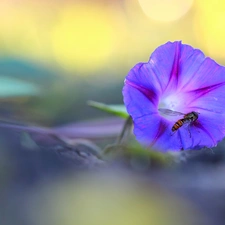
[{"left": 1, "top": 123, "right": 225, "bottom": 225}]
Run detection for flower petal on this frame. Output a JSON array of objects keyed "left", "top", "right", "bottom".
[
  {"left": 124, "top": 62, "right": 162, "bottom": 105},
  {"left": 133, "top": 115, "right": 183, "bottom": 151},
  {"left": 177, "top": 123, "right": 216, "bottom": 150},
  {"left": 134, "top": 114, "right": 219, "bottom": 151},
  {"left": 196, "top": 112, "right": 225, "bottom": 145},
  {"left": 134, "top": 112, "right": 224, "bottom": 151},
  {"left": 123, "top": 41, "right": 225, "bottom": 151},
  {"left": 176, "top": 44, "right": 205, "bottom": 89},
  {"left": 149, "top": 41, "right": 182, "bottom": 92},
  {"left": 181, "top": 57, "right": 225, "bottom": 92},
  {"left": 122, "top": 84, "right": 157, "bottom": 119},
  {"left": 178, "top": 112, "right": 225, "bottom": 149},
  {"left": 187, "top": 85, "right": 225, "bottom": 113}
]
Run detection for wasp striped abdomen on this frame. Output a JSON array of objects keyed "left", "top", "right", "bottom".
[{"left": 172, "top": 119, "right": 185, "bottom": 131}]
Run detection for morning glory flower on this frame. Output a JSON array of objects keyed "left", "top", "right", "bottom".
[{"left": 123, "top": 41, "right": 225, "bottom": 151}]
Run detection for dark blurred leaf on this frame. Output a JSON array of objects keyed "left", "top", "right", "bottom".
[{"left": 88, "top": 101, "right": 128, "bottom": 118}]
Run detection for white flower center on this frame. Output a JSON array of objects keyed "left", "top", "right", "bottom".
[
  {"left": 160, "top": 94, "right": 180, "bottom": 111},
  {"left": 158, "top": 92, "right": 188, "bottom": 121}
]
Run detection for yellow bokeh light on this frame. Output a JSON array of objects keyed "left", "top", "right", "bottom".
[
  {"left": 51, "top": 3, "right": 116, "bottom": 73},
  {"left": 195, "top": 0, "right": 225, "bottom": 62},
  {"left": 137, "top": 0, "right": 194, "bottom": 22},
  {"left": 0, "top": 0, "right": 199, "bottom": 76},
  {"left": 0, "top": 2, "right": 56, "bottom": 63},
  {"left": 122, "top": 0, "right": 197, "bottom": 71}
]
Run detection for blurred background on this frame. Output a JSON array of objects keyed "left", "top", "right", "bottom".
[
  {"left": 1, "top": 1, "right": 225, "bottom": 225},
  {"left": 0, "top": 0, "right": 223, "bottom": 125}
]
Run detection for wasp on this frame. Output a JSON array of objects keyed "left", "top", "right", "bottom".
[{"left": 158, "top": 108, "right": 199, "bottom": 133}]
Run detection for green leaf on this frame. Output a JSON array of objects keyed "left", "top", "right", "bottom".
[
  {"left": 0, "top": 76, "right": 40, "bottom": 97},
  {"left": 88, "top": 101, "right": 129, "bottom": 118}
]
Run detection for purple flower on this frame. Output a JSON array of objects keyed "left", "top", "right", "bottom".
[{"left": 123, "top": 41, "right": 225, "bottom": 151}]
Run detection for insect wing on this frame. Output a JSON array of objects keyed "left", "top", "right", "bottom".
[{"left": 158, "top": 108, "right": 185, "bottom": 116}]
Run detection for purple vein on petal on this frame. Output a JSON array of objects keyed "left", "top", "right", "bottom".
[
  {"left": 148, "top": 63, "right": 164, "bottom": 92},
  {"left": 187, "top": 82, "right": 225, "bottom": 103},
  {"left": 125, "top": 79, "right": 158, "bottom": 105},
  {"left": 149, "top": 120, "right": 168, "bottom": 149},
  {"left": 179, "top": 60, "right": 205, "bottom": 91},
  {"left": 166, "top": 41, "right": 181, "bottom": 88}
]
